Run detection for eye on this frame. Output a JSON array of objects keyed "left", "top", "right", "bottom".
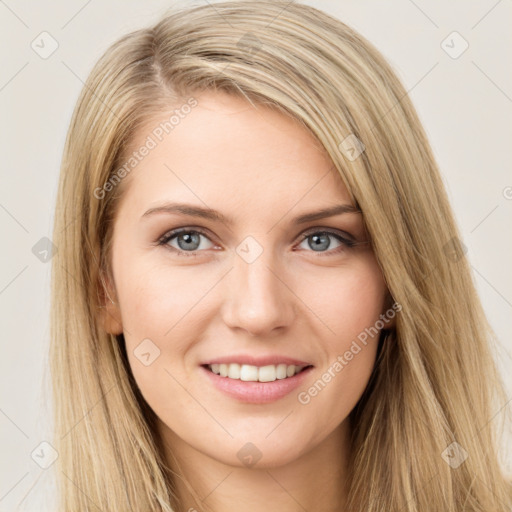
[
  {"left": 157, "top": 228, "right": 216, "bottom": 257},
  {"left": 296, "top": 229, "right": 356, "bottom": 255},
  {"left": 157, "top": 227, "right": 359, "bottom": 258}
]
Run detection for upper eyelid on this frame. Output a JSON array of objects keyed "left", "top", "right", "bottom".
[{"left": 300, "top": 226, "right": 354, "bottom": 240}]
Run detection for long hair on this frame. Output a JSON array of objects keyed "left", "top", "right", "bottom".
[{"left": 50, "top": 1, "right": 511, "bottom": 510}]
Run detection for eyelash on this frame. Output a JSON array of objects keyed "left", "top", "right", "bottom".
[{"left": 156, "top": 227, "right": 357, "bottom": 258}]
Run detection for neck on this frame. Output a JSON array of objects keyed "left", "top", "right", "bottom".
[{"left": 157, "top": 419, "right": 351, "bottom": 512}]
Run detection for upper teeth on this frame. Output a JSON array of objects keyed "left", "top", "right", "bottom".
[{"left": 209, "top": 363, "right": 306, "bottom": 382}]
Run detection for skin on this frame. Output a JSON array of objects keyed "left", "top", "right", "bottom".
[{"left": 102, "top": 91, "right": 391, "bottom": 512}]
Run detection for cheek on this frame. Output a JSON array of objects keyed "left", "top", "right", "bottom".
[
  {"left": 293, "top": 258, "right": 386, "bottom": 421},
  {"left": 305, "top": 257, "right": 387, "bottom": 350},
  {"left": 115, "top": 258, "right": 217, "bottom": 398},
  {"left": 118, "top": 264, "right": 200, "bottom": 420},
  {"left": 116, "top": 257, "right": 212, "bottom": 340}
]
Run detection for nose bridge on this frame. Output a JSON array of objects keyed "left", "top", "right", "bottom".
[{"left": 222, "top": 235, "right": 294, "bottom": 335}]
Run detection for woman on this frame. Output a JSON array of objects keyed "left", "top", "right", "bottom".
[{"left": 50, "top": 1, "right": 511, "bottom": 510}]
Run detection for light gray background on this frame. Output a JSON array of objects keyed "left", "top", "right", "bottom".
[{"left": 1, "top": 1, "right": 511, "bottom": 510}]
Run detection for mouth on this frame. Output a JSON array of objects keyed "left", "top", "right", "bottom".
[{"left": 201, "top": 363, "right": 314, "bottom": 383}]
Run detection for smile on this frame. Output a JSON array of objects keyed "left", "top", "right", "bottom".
[
  {"left": 206, "top": 363, "right": 311, "bottom": 382},
  {"left": 201, "top": 363, "right": 314, "bottom": 403}
]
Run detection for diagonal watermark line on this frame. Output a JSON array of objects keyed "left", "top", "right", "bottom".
[
  {"left": 265, "top": 410, "right": 293, "bottom": 438},
  {"left": 164, "top": 267, "right": 234, "bottom": 336},
  {"left": 472, "top": 395, "right": 511, "bottom": 441},
  {"left": 471, "top": 264, "right": 512, "bottom": 308},
  {"left": 266, "top": 166, "right": 335, "bottom": 234},
  {"left": 472, "top": 61, "right": 512, "bottom": 104},
  {"left": 265, "top": 265, "right": 336, "bottom": 335},
  {"left": 0, "top": 265, "right": 28, "bottom": 296},
  {"left": 0, "top": 0, "right": 29, "bottom": 28},
  {"left": 0, "top": 472, "right": 29, "bottom": 502},
  {"left": 0, "top": 408, "right": 29, "bottom": 438},
  {"left": 470, "top": 204, "right": 499, "bottom": 233},
  {"left": 0, "top": 202, "right": 29, "bottom": 233},
  {"left": 61, "top": 61, "right": 122, "bottom": 120},
  {"left": 62, "top": 471, "right": 103, "bottom": 511},
  {"left": 471, "top": 0, "right": 503, "bottom": 30},
  {"left": 494, "top": 338, "right": 512, "bottom": 364},
  {"left": 60, "top": 264, "right": 81, "bottom": 289},
  {"left": 265, "top": 0, "right": 296, "bottom": 29},
  {"left": 407, "top": 0, "right": 439, "bottom": 28},
  {"left": 61, "top": 384, "right": 116, "bottom": 439},
  {"left": 265, "top": 470, "right": 308, "bottom": 511},
  {"left": 16, "top": 469, "right": 46, "bottom": 510},
  {"left": 59, "top": 212, "right": 79, "bottom": 234},
  {"left": 164, "top": 163, "right": 235, "bottom": 235},
  {"left": 201, "top": 470, "right": 233, "bottom": 502},
  {"left": 370, "top": 62, "right": 439, "bottom": 132},
  {"left": 476, "top": 472, "right": 510, "bottom": 510},
  {"left": 61, "top": 0, "right": 93, "bottom": 29},
  {"left": 203, "top": 0, "right": 236, "bottom": 29},
  {"left": 164, "top": 367, "right": 234, "bottom": 438},
  {"left": 0, "top": 62, "right": 29, "bottom": 92}
]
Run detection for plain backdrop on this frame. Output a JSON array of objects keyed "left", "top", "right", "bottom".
[{"left": 1, "top": 0, "right": 511, "bottom": 510}]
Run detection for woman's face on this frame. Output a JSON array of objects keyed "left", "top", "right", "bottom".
[{"left": 104, "top": 91, "right": 389, "bottom": 468}]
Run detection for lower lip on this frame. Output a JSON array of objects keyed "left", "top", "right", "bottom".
[{"left": 200, "top": 365, "right": 314, "bottom": 404}]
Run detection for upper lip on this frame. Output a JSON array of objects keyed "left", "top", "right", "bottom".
[{"left": 202, "top": 355, "right": 313, "bottom": 367}]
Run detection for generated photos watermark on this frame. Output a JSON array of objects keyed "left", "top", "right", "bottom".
[
  {"left": 94, "top": 97, "right": 198, "bottom": 200},
  {"left": 297, "top": 302, "right": 402, "bottom": 405}
]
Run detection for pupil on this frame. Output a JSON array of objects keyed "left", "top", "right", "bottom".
[
  {"left": 178, "top": 232, "right": 200, "bottom": 250},
  {"left": 310, "top": 234, "right": 329, "bottom": 251}
]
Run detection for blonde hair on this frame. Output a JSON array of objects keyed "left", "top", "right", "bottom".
[{"left": 50, "top": 1, "right": 511, "bottom": 510}]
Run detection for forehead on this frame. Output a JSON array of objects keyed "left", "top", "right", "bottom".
[{"left": 115, "top": 91, "right": 352, "bottom": 221}]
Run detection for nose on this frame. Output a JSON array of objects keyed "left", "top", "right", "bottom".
[{"left": 221, "top": 244, "right": 296, "bottom": 337}]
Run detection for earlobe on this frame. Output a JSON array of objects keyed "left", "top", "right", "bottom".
[
  {"left": 100, "top": 301, "right": 123, "bottom": 335},
  {"left": 98, "top": 270, "right": 123, "bottom": 335}
]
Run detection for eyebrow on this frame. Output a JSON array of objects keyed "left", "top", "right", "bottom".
[{"left": 141, "top": 202, "right": 361, "bottom": 225}]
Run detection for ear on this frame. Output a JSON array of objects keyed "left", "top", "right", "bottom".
[{"left": 98, "top": 269, "right": 123, "bottom": 335}]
